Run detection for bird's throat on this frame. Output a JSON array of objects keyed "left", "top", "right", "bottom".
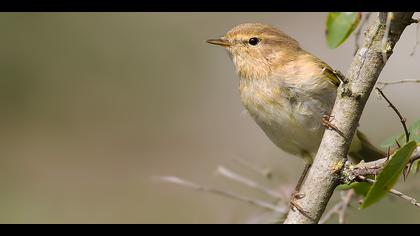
[{"left": 233, "top": 56, "right": 271, "bottom": 80}]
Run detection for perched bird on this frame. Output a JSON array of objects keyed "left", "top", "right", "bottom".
[{"left": 207, "top": 23, "right": 384, "bottom": 210}]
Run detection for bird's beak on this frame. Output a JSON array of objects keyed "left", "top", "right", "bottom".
[{"left": 206, "top": 38, "right": 232, "bottom": 47}]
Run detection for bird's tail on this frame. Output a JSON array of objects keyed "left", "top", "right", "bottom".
[{"left": 349, "top": 130, "right": 386, "bottom": 163}]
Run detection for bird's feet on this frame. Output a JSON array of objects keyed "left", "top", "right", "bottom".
[
  {"left": 322, "top": 114, "right": 345, "bottom": 137},
  {"left": 290, "top": 191, "right": 311, "bottom": 218}
]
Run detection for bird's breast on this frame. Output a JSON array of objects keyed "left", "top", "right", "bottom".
[
  {"left": 239, "top": 77, "right": 335, "bottom": 156},
  {"left": 239, "top": 78, "right": 298, "bottom": 124}
]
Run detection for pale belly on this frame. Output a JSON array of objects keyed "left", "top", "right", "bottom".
[
  {"left": 249, "top": 101, "right": 326, "bottom": 157},
  {"left": 240, "top": 81, "right": 336, "bottom": 158}
]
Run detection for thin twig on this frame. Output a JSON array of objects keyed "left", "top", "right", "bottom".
[
  {"left": 157, "top": 176, "right": 288, "bottom": 213},
  {"left": 378, "top": 79, "right": 420, "bottom": 89},
  {"left": 338, "top": 190, "right": 354, "bottom": 224},
  {"left": 357, "top": 176, "right": 420, "bottom": 208},
  {"left": 216, "top": 166, "right": 286, "bottom": 200},
  {"left": 410, "top": 18, "right": 420, "bottom": 24},
  {"left": 410, "top": 22, "right": 420, "bottom": 56},
  {"left": 231, "top": 157, "right": 273, "bottom": 180},
  {"left": 382, "top": 12, "right": 394, "bottom": 63},
  {"left": 375, "top": 87, "right": 410, "bottom": 143},
  {"left": 403, "top": 169, "right": 410, "bottom": 182},
  {"left": 319, "top": 202, "right": 344, "bottom": 224},
  {"left": 319, "top": 190, "right": 354, "bottom": 224},
  {"left": 396, "top": 139, "right": 401, "bottom": 148},
  {"left": 354, "top": 12, "right": 372, "bottom": 55}
]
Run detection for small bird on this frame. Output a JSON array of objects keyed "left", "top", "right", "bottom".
[{"left": 207, "top": 23, "right": 384, "bottom": 211}]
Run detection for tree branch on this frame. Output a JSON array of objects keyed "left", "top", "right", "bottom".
[
  {"left": 354, "top": 12, "right": 372, "bottom": 56},
  {"left": 382, "top": 12, "right": 393, "bottom": 63},
  {"left": 284, "top": 12, "right": 415, "bottom": 224},
  {"left": 343, "top": 147, "right": 420, "bottom": 181}
]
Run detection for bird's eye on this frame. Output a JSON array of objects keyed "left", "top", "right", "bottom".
[{"left": 248, "top": 37, "right": 260, "bottom": 46}]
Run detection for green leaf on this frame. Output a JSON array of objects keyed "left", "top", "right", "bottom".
[
  {"left": 361, "top": 141, "right": 417, "bottom": 209},
  {"left": 336, "top": 183, "right": 354, "bottom": 191},
  {"left": 326, "top": 12, "right": 361, "bottom": 48},
  {"left": 408, "top": 119, "right": 420, "bottom": 143},
  {"left": 380, "top": 134, "right": 405, "bottom": 149},
  {"left": 337, "top": 182, "right": 371, "bottom": 196},
  {"left": 380, "top": 119, "right": 420, "bottom": 148}
]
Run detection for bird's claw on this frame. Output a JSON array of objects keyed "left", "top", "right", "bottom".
[
  {"left": 290, "top": 191, "right": 311, "bottom": 219},
  {"left": 322, "top": 115, "right": 345, "bottom": 137}
]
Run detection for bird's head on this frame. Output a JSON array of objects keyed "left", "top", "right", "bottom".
[{"left": 207, "top": 23, "right": 301, "bottom": 79}]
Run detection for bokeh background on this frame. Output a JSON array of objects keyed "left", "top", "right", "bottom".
[{"left": 0, "top": 12, "right": 419, "bottom": 223}]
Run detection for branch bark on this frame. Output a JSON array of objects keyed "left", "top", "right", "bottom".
[
  {"left": 343, "top": 147, "right": 420, "bottom": 180},
  {"left": 284, "top": 12, "right": 415, "bottom": 224}
]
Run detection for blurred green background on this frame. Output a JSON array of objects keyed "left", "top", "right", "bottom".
[{"left": 0, "top": 12, "right": 419, "bottom": 223}]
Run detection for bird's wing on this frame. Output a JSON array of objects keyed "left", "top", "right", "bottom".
[
  {"left": 300, "top": 52, "right": 341, "bottom": 88},
  {"left": 349, "top": 130, "right": 386, "bottom": 162},
  {"left": 320, "top": 64, "right": 341, "bottom": 88}
]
